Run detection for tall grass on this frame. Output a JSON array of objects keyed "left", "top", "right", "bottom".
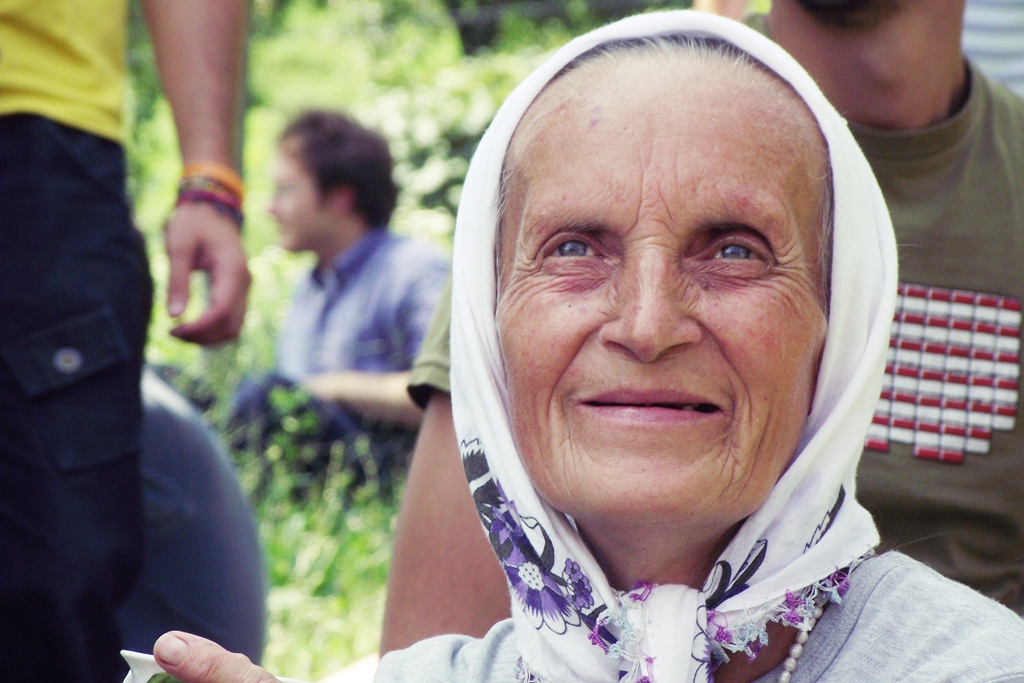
[{"left": 244, "top": 453, "right": 399, "bottom": 679}]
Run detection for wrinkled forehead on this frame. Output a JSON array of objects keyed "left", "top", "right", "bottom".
[
  {"left": 504, "top": 41, "right": 827, "bottom": 185},
  {"left": 493, "top": 40, "right": 834, "bottom": 306}
]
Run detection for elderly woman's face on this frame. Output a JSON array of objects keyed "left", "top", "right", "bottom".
[{"left": 495, "top": 53, "right": 829, "bottom": 579}]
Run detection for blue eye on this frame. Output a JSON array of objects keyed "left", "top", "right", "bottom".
[
  {"left": 718, "top": 244, "right": 753, "bottom": 259},
  {"left": 557, "top": 240, "right": 589, "bottom": 257}
]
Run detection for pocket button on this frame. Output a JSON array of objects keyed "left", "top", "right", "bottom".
[{"left": 53, "top": 347, "right": 84, "bottom": 375}]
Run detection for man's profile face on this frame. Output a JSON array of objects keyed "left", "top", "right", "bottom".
[{"left": 268, "top": 139, "right": 333, "bottom": 254}]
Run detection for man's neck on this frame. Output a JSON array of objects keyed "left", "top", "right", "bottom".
[
  {"left": 769, "top": 0, "right": 969, "bottom": 131},
  {"left": 315, "top": 221, "right": 371, "bottom": 273}
]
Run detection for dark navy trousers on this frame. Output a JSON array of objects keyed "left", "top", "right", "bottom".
[{"left": 0, "top": 114, "right": 148, "bottom": 683}]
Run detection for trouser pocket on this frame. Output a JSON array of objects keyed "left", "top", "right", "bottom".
[{"left": 0, "top": 306, "right": 140, "bottom": 470}]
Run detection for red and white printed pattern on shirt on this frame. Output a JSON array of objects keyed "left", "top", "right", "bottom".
[{"left": 865, "top": 284, "right": 1022, "bottom": 464}]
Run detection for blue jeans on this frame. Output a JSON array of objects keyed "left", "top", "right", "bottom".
[
  {"left": 0, "top": 115, "right": 147, "bottom": 683},
  {"left": 231, "top": 373, "right": 415, "bottom": 492},
  {"left": 117, "top": 369, "right": 265, "bottom": 665}
]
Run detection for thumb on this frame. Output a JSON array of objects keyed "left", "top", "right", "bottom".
[{"left": 155, "top": 632, "right": 278, "bottom": 683}]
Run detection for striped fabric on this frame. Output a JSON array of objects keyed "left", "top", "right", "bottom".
[
  {"left": 963, "top": 0, "right": 1024, "bottom": 98},
  {"left": 865, "top": 282, "right": 1022, "bottom": 464}
]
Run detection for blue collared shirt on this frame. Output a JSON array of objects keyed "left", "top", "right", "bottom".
[{"left": 276, "top": 229, "right": 449, "bottom": 381}]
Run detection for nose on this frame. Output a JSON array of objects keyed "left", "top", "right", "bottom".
[{"left": 600, "top": 248, "right": 703, "bottom": 363}]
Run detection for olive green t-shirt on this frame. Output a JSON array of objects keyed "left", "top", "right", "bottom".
[
  {"left": 851, "top": 66, "right": 1024, "bottom": 612},
  {"left": 408, "top": 274, "right": 453, "bottom": 408},
  {"left": 407, "top": 60, "right": 1024, "bottom": 612}
]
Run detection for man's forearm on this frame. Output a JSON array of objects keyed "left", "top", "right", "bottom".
[
  {"left": 142, "top": 0, "right": 247, "bottom": 166},
  {"left": 143, "top": 0, "right": 251, "bottom": 345},
  {"left": 380, "top": 392, "right": 511, "bottom": 653},
  {"left": 692, "top": 0, "right": 748, "bottom": 19},
  {"left": 302, "top": 371, "right": 424, "bottom": 427}
]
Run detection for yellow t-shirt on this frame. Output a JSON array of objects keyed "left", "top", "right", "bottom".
[{"left": 0, "top": 0, "right": 127, "bottom": 142}]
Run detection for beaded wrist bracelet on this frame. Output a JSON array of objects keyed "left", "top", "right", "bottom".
[{"left": 176, "top": 162, "right": 245, "bottom": 228}]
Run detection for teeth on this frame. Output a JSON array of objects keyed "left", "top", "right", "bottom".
[{"left": 588, "top": 401, "right": 716, "bottom": 412}]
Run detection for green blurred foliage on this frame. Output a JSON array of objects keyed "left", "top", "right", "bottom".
[
  {"left": 443, "top": 0, "right": 693, "bottom": 53},
  {"left": 237, "top": 440, "right": 398, "bottom": 679},
  {"left": 146, "top": 675, "right": 186, "bottom": 683},
  {"left": 129, "top": 0, "right": 546, "bottom": 394}
]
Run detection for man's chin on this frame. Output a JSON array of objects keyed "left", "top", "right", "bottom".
[{"left": 794, "top": 0, "right": 903, "bottom": 28}]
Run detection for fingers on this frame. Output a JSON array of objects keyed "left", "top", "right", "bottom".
[
  {"left": 169, "top": 243, "right": 250, "bottom": 343},
  {"left": 155, "top": 632, "right": 278, "bottom": 683},
  {"left": 165, "top": 216, "right": 195, "bottom": 319},
  {"left": 164, "top": 203, "right": 252, "bottom": 345}
]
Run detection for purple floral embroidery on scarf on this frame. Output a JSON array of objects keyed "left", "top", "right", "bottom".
[
  {"left": 489, "top": 494, "right": 578, "bottom": 632},
  {"left": 463, "top": 445, "right": 618, "bottom": 648},
  {"left": 513, "top": 657, "right": 542, "bottom": 683},
  {"left": 564, "top": 559, "right": 595, "bottom": 611},
  {"left": 464, "top": 447, "right": 603, "bottom": 636},
  {"left": 507, "top": 550, "right": 576, "bottom": 630}
]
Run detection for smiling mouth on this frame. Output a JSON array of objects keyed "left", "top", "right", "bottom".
[{"left": 586, "top": 401, "right": 719, "bottom": 413}]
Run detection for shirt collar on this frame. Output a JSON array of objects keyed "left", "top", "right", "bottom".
[
  {"left": 849, "top": 62, "right": 981, "bottom": 164},
  {"left": 311, "top": 228, "right": 390, "bottom": 288}
]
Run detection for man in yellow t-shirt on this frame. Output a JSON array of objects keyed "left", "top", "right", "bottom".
[
  {"left": 0, "top": 2, "right": 250, "bottom": 681},
  {"left": 380, "top": 0, "right": 1024, "bottom": 653}
]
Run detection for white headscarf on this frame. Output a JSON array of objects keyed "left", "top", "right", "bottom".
[{"left": 449, "top": 11, "right": 896, "bottom": 683}]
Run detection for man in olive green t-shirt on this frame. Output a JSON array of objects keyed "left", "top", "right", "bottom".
[{"left": 381, "top": 0, "right": 1024, "bottom": 653}]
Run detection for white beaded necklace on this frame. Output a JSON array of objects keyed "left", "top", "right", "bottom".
[{"left": 777, "top": 605, "right": 824, "bottom": 683}]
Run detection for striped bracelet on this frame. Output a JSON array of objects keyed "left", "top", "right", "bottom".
[{"left": 176, "top": 162, "right": 245, "bottom": 228}]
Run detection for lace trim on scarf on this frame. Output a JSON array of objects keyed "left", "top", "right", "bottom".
[
  {"left": 706, "top": 553, "right": 871, "bottom": 666},
  {"left": 513, "top": 555, "right": 871, "bottom": 683},
  {"left": 588, "top": 580, "right": 656, "bottom": 683},
  {"left": 515, "top": 580, "right": 657, "bottom": 683}
]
